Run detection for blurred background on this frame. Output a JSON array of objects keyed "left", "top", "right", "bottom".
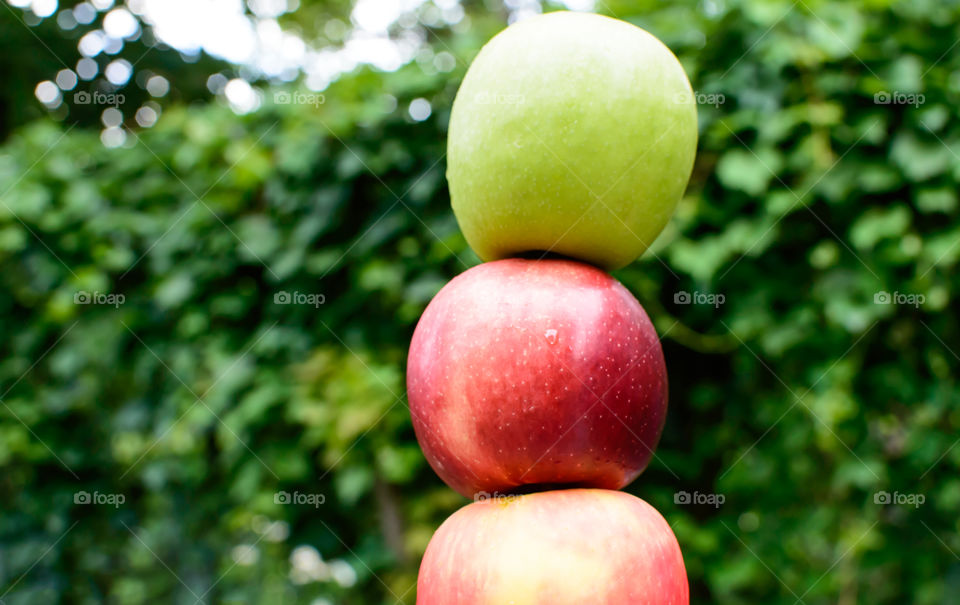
[{"left": 0, "top": 0, "right": 958, "bottom": 603}]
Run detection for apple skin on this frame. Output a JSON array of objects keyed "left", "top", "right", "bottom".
[
  {"left": 407, "top": 258, "right": 668, "bottom": 499},
  {"left": 447, "top": 11, "right": 698, "bottom": 270},
  {"left": 417, "top": 488, "right": 688, "bottom": 604}
]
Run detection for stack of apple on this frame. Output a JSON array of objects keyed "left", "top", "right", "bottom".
[{"left": 406, "top": 12, "right": 698, "bottom": 604}]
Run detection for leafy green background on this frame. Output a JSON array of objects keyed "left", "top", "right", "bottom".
[{"left": 1, "top": 0, "right": 959, "bottom": 603}]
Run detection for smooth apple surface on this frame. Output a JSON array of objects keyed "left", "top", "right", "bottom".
[
  {"left": 407, "top": 258, "right": 668, "bottom": 498},
  {"left": 447, "top": 11, "right": 698, "bottom": 270},
  {"left": 417, "top": 488, "right": 688, "bottom": 605}
]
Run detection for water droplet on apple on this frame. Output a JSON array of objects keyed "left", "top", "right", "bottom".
[{"left": 544, "top": 329, "right": 558, "bottom": 345}]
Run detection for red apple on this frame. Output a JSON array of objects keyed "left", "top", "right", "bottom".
[
  {"left": 417, "top": 488, "right": 688, "bottom": 604},
  {"left": 407, "top": 258, "right": 668, "bottom": 498}
]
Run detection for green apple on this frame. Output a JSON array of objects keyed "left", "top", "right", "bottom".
[{"left": 447, "top": 11, "right": 698, "bottom": 270}]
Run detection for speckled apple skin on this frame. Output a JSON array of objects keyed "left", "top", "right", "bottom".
[
  {"left": 407, "top": 258, "right": 668, "bottom": 498},
  {"left": 416, "top": 489, "right": 688, "bottom": 605},
  {"left": 447, "top": 11, "right": 698, "bottom": 270}
]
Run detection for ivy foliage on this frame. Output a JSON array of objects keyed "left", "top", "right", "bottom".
[{"left": 1, "top": 0, "right": 959, "bottom": 603}]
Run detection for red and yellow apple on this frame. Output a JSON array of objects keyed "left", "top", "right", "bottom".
[
  {"left": 447, "top": 11, "right": 698, "bottom": 270},
  {"left": 417, "top": 488, "right": 688, "bottom": 604},
  {"left": 407, "top": 258, "right": 668, "bottom": 498}
]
